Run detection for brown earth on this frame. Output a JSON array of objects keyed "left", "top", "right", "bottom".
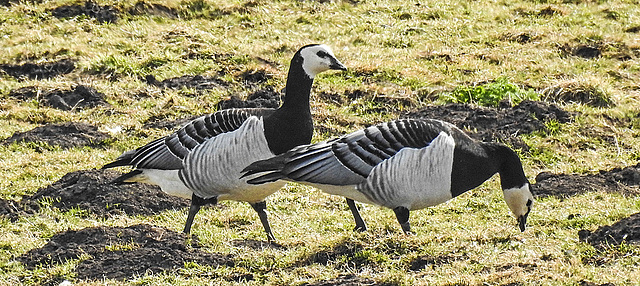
[
  {"left": 404, "top": 100, "right": 574, "bottom": 151},
  {"left": 8, "top": 85, "right": 110, "bottom": 110},
  {"left": 532, "top": 163, "right": 640, "bottom": 198},
  {"left": 51, "top": 1, "right": 119, "bottom": 23},
  {"left": 579, "top": 213, "right": 640, "bottom": 250},
  {"left": 17, "top": 224, "right": 234, "bottom": 280},
  {"left": 1, "top": 122, "right": 112, "bottom": 150},
  {"left": 300, "top": 274, "right": 384, "bottom": 286},
  {"left": 0, "top": 59, "right": 75, "bottom": 80},
  {"left": 145, "top": 74, "right": 229, "bottom": 90},
  {"left": 0, "top": 169, "right": 189, "bottom": 221}
]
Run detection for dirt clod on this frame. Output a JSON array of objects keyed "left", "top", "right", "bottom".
[
  {"left": 32, "top": 169, "right": 189, "bottom": 216},
  {"left": 409, "top": 254, "right": 464, "bottom": 271},
  {"left": 17, "top": 224, "right": 234, "bottom": 280},
  {"left": 1, "top": 122, "right": 111, "bottom": 149},
  {"left": 579, "top": 281, "right": 616, "bottom": 286},
  {"left": 52, "top": 1, "right": 119, "bottom": 23},
  {"left": 300, "top": 274, "right": 379, "bottom": 286},
  {"left": 532, "top": 163, "right": 640, "bottom": 198},
  {"left": 238, "top": 69, "right": 273, "bottom": 85},
  {"left": 0, "top": 59, "right": 75, "bottom": 80},
  {"left": 542, "top": 81, "right": 611, "bottom": 107},
  {"left": 128, "top": 1, "right": 177, "bottom": 18},
  {"left": 404, "top": 100, "right": 573, "bottom": 151},
  {"left": 9, "top": 85, "right": 110, "bottom": 110},
  {"left": 217, "top": 87, "right": 281, "bottom": 110},
  {"left": 145, "top": 74, "right": 228, "bottom": 90},
  {"left": 0, "top": 169, "right": 189, "bottom": 221},
  {"left": 502, "top": 32, "right": 540, "bottom": 44},
  {"left": 579, "top": 213, "right": 640, "bottom": 250},
  {"left": 538, "top": 6, "right": 565, "bottom": 17}
]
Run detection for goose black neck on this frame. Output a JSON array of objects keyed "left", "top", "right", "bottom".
[
  {"left": 492, "top": 144, "right": 529, "bottom": 190},
  {"left": 278, "top": 54, "right": 314, "bottom": 114}
]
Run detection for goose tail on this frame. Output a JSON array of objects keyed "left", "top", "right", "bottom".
[
  {"left": 241, "top": 156, "right": 287, "bottom": 184},
  {"left": 108, "top": 170, "right": 143, "bottom": 184},
  {"left": 102, "top": 150, "right": 136, "bottom": 169}
]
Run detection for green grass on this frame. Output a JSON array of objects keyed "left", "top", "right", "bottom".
[
  {"left": 439, "top": 77, "right": 540, "bottom": 106},
  {"left": 1, "top": 0, "right": 640, "bottom": 285}
]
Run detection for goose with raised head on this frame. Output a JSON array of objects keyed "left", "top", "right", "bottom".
[
  {"left": 103, "top": 44, "right": 346, "bottom": 241},
  {"left": 242, "top": 118, "right": 534, "bottom": 233}
]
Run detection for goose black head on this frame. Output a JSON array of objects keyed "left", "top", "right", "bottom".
[
  {"left": 503, "top": 183, "right": 534, "bottom": 232},
  {"left": 298, "top": 44, "right": 347, "bottom": 78}
]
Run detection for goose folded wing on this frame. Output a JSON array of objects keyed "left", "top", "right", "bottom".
[
  {"left": 285, "top": 119, "right": 445, "bottom": 184},
  {"left": 129, "top": 108, "right": 272, "bottom": 170},
  {"left": 278, "top": 124, "right": 407, "bottom": 185}
]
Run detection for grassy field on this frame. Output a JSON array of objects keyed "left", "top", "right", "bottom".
[{"left": 1, "top": 0, "right": 639, "bottom": 285}]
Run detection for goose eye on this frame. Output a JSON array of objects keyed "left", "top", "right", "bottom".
[{"left": 316, "top": 51, "right": 329, "bottom": 58}]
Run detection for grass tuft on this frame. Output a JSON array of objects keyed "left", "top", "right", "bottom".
[{"left": 439, "top": 77, "right": 539, "bottom": 107}]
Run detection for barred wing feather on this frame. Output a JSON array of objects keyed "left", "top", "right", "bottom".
[
  {"left": 128, "top": 108, "right": 273, "bottom": 170},
  {"left": 276, "top": 119, "right": 444, "bottom": 185}
]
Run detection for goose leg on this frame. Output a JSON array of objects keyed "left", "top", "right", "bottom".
[
  {"left": 392, "top": 206, "right": 411, "bottom": 234},
  {"left": 251, "top": 201, "right": 276, "bottom": 242},
  {"left": 184, "top": 194, "right": 217, "bottom": 234},
  {"left": 346, "top": 198, "right": 367, "bottom": 232}
]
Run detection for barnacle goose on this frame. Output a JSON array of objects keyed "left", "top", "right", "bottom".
[
  {"left": 242, "top": 118, "right": 534, "bottom": 233},
  {"left": 103, "top": 44, "right": 346, "bottom": 241}
]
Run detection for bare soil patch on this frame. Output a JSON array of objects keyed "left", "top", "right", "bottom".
[
  {"left": 562, "top": 44, "right": 602, "bottom": 59},
  {"left": 579, "top": 213, "right": 640, "bottom": 250},
  {"left": 0, "top": 59, "right": 75, "bottom": 80},
  {"left": 238, "top": 69, "right": 274, "bottom": 85},
  {"left": 1, "top": 122, "right": 111, "bottom": 149},
  {"left": 8, "top": 85, "right": 110, "bottom": 110},
  {"left": 217, "top": 86, "right": 281, "bottom": 110},
  {"left": 17, "top": 224, "right": 234, "bottom": 280},
  {"left": 532, "top": 163, "right": 640, "bottom": 198},
  {"left": 0, "top": 169, "right": 189, "bottom": 221},
  {"left": 231, "top": 239, "right": 286, "bottom": 250},
  {"left": 128, "top": 1, "right": 177, "bottom": 18},
  {"left": 404, "top": 100, "right": 573, "bottom": 151},
  {"left": 300, "top": 274, "right": 381, "bottom": 286},
  {"left": 501, "top": 31, "right": 541, "bottom": 44},
  {"left": 541, "top": 82, "right": 611, "bottom": 107},
  {"left": 302, "top": 241, "right": 365, "bottom": 269},
  {"left": 560, "top": 41, "right": 638, "bottom": 61},
  {"left": 51, "top": 1, "right": 119, "bottom": 23},
  {"left": 537, "top": 6, "right": 566, "bottom": 17},
  {"left": 145, "top": 74, "right": 229, "bottom": 90},
  {"left": 409, "top": 252, "right": 467, "bottom": 271},
  {"left": 579, "top": 281, "right": 616, "bottom": 286}
]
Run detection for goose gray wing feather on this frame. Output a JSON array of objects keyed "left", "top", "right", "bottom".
[
  {"left": 127, "top": 108, "right": 274, "bottom": 170},
  {"left": 278, "top": 119, "right": 446, "bottom": 185}
]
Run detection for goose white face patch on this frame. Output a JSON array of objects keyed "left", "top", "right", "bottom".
[
  {"left": 357, "top": 132, "right": 456, "bottom": 210},
  {"left": 300, "top": 44, "right": 338, "bottom": 78},
  {"left": 503, "top": 183, "right": 534, "bottom": 218}
]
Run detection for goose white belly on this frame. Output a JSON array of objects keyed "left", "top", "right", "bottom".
[
  {"left": 133, "top": 169, "right": 193, "bottom": 199},
  {"left": 357, "top": 132, "right": 456, "bottom": 210},
  {"left": 306, "top": 183, "right": 378, "bottom": 206},
  {"left": 180, "top": 116, "right": 286, "bottom": 203}
]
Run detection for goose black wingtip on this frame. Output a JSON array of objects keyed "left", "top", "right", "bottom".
[{"left": 108, "top": 170, "right": 143, "bottom": 185}]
